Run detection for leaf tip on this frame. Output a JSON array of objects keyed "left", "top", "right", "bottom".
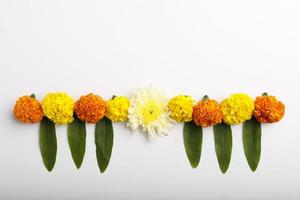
[
  {"left": 45, "top": 165, "right": 54, "bottom": 172},
  {"left": 250, "top": 165, "right": 258, "bottom": 172},
  {"left": 220, "top": 167, "right": 228, "bottom": 174},
  {"left": 100, "top": 167, "right": 107, "bottom": 173},
  {"left": 75, "top": 162, "right": 82, "bottom": 169},
  {"left": 190, "top": 161, "right": 199, "bottom": 169}
]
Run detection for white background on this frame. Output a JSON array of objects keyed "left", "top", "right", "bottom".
[{"left": 0, "top": 0, "right": 300, "bottom": 199}]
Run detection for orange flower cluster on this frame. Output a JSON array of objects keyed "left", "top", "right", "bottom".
[
  {"left": 13, "top": 95, "right": 43, "bottom": 123},
  {"left": 192, "top": 99, "right": 223, "bottom": 127},
  {"left": 74, "top": 93, "right": 107, "bottom": 123},
  {"left": 254, "top": 95, "right": 285, "bottom": 123}
]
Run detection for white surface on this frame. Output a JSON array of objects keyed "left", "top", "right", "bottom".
[{"left": 0, "top": 0, "right": 299, "bottom": 199}]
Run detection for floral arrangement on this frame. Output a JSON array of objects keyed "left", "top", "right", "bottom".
[{"left": 13, "top": 87, "right": 285, "bottom": 173}]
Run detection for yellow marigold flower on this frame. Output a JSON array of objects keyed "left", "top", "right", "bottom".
[
  {"left": 42, "top": 92, "right": 75, "bottom": 124},
  {"left": 13, "top": 94, "right": 43, "bottom": 123},
  {"left": 75, "top": 93, "right": 106, "bottom": 123},
  {"left": 221, "top": 93, "right": 254, "bottom": 125},
  {"left": 254, "top": 94, "right": 285, "bottom": 123},
  {"left": 167, "top": 95, "right": 194, "bottom": 122},
  {"left": 193, "top": 98, "right": 223, "bottom": 127},
  {"left": 105, "top": 96, "right": 130, "bottom": 122}
]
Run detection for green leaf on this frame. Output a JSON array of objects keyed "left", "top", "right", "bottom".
[
  {"left": 95, "top": 117, "right": 114, "bottom": 173},
  {"left": 39, "top": 117, "right": 57, "bottom": 172},
  {"left": 183, "top": 121, "right": 203, "bottom": 168},
  {"left": 213, "top": 122, "right": 232, "bottom": 173},
  {"left": 243, "top": 118, "right": 262, "bottom": 172},
  {"left": 67, "top": 115, "right": 86, "bottom": 169}
]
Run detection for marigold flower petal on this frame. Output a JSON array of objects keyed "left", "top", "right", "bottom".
[
  {"left": 254, "top": 95, "right": 285, "bottom": 123},
  {"left": 74, "top": 93, "right": 106, "bottom": 123},
  {"left": 192, "top": 99, "right": 223, "bottom": 127},
  {"left": 13, "top": 95, "right": 43, "bottom": 123},
  {"left": 105, "top": 96, "right": 130, "bottom": 122},
  {"left": 221, "top": 93, "right": 254, "bottom": 125},
  {"left": 168, "top": 95, "right": 194, "bottom": 122},
  {"left": 42, "top": 92, "right": 75, "bottom": 124}
]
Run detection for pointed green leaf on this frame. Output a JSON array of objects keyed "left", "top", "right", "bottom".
[
  {"left": 67, "top": 116, "right": 86, "bottom": 169},
  {"left": 183, "top": 121, "right": 203, "bottom": 168},
  {"left": 213, "top": 122, "right": 232, "bottom": 173},
  {"left": 39, "top": 117, "right": 57, "bottom": 172},
  {"left": 95, "top": 117, "right": 114, "bottom": 173},
  {"left": 243, "top": 118, "right": 262, "bottom": 172}
]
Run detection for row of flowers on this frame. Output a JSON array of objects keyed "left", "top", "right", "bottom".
[
  {"left": 13, "top": 88, "right": 285, "bottom": 133},
  {"left": 13, "top": 86, "right": 285, "bottom": 173}
]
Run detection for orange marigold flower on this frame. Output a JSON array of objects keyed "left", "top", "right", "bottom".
[
  {"left": 254, "top": 95, "right": 285, "bottom": 123},
  {"left": 13, "top": 95, "right": 43, "bottom": 123},
  {"left": 192, "top": 98, "right": 223, "bottom": 127},
  {"left": 74, "top": 93, "right": 107, "bottom": 123}
]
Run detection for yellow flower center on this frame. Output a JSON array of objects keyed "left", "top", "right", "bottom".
[{"left": 141, "top": 101, "right": 163, "bottom": 124}]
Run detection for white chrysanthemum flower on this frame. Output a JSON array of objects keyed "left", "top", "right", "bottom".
[{"left": 128, "top": 86, "right": 174, "bottom": 140}]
